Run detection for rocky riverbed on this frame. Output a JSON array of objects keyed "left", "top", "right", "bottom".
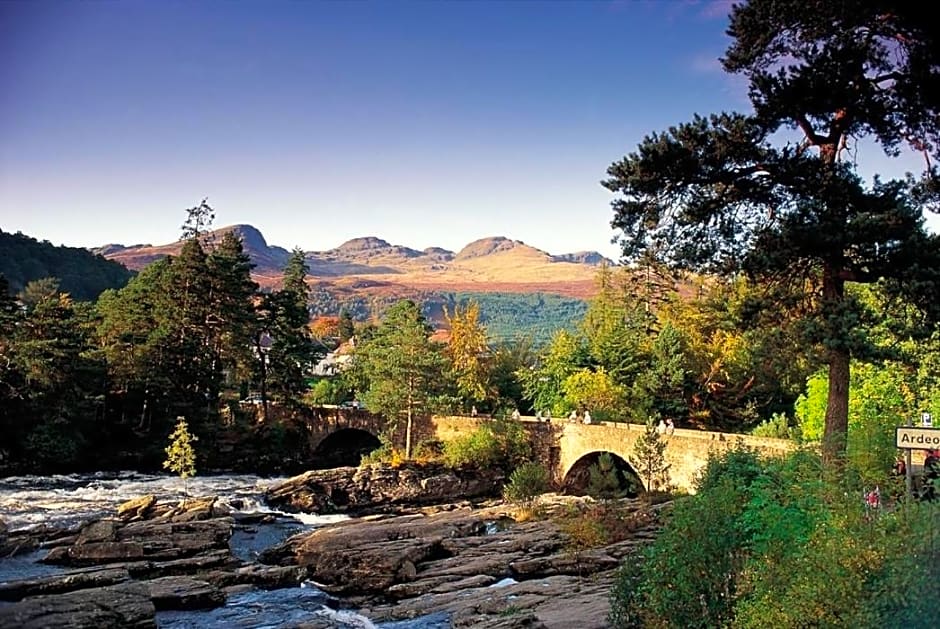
[{"left": 0, "top": 465, "right": 667, "bottom": 628}]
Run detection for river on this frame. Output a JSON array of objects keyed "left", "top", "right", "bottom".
[{"left": 0, "top": 472, "right": 451, "bottom": 628}]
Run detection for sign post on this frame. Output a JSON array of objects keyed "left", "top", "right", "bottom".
[
  {"left": 896, "top": 423, "right": 940, "bottom": 498},
  {"left": 905, "top": 418, "right": 913, "bottom": 498}
]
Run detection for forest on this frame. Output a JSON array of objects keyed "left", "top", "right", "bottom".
[{"left": 0, "top": 229, "right": 133, "bottom": 300}]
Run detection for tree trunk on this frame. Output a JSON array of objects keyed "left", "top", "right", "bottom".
[
  {"left": 405, "top": 387, "right": 413, "bottom": 459},
  {"left": 822, "top": 263, "right": 850, "bottom": 464}
]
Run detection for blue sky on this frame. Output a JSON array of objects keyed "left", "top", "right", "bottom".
[{"left": 0, "top": 0, "right": 930, "bottom": 259}]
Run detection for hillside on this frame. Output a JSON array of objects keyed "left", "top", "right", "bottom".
[
  {"left": 96, "top": 226, "right": 613, "bottom": 297},
  {"left": 0, "top": 229, "right": 134, "bottom": 300},
  {"left": 90, "top": 225, "right": 613, "bottom": 343}
]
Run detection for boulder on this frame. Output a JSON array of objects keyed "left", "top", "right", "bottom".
[
  {"left": 117, "top": 495, "right": 157, "bottom": 521},
  {"left": 42, "top": 517, "right": 234, "bottom": 567},
  {"left": 0, "top": 581, "right": 156, "bottom": 629},
  {"left": 0, "top": 567, "right": 130, "bottom": 602},
  {"left": 264, "top": 463, "right": 505, "bottom": 515},
  {"left": 146, "top": 575, "right": 225, "bottom": 610}
]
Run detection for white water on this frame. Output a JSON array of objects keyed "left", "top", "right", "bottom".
[
  {"left": 0, "top": 471, "right": 331, "bottom": 532},
  {"left": 0, "top": 472, "right": 451, "bottom": 628}
]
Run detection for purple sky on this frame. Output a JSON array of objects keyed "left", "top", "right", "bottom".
[{"left": 0, "top": 0, "right": 931, "bottom": 259}]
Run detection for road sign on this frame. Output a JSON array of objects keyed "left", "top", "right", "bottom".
[
  {"left": 922, "top": 412, "right": 933, "bottom": 428},
  {"left": 896, "top": 426, "right": 940, "bottom": 449}
]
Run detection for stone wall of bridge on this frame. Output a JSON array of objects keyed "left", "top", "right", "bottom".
[
  {"left": 289, "top": 409, "right": 793, "bottom": 492},
  {"left": 554, "top": 420, "right": 793, "bottom": 492}
]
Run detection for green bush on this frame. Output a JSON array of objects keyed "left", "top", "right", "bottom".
[
  {"left": 750, "top": 412, "right": 800, "bottom": 440},
  {"left": 503, "top": 462, "right": 549, "bottom": 509},
  {"left": 442, "top": 416, "right": 532, "bottom": 470},
  {"left": 609, "top": 446, "right": 940, "bottom": 628},
  {"left": 442, "top": 428, "right": 502, "bottom": 468}
]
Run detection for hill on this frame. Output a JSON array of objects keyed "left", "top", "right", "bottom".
[
  {"left": 92, "top": 225, "right": 612, "bottom": 343},
  {"left": 0, "top": 229, "right": 134, "bottom": 300},
  {"left": 96, "top": 225, "right": 612, "bottom": 297}
]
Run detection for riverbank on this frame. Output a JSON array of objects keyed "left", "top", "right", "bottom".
[{"left": 0, "top": 470, "right": 667, "bottom": 627}]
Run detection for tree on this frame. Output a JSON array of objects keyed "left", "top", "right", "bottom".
[
  {"left": 257, "top": 247, "right": 320, "bottom": 407},
  {"left": 206, "top": 231, "right": 258, "bottom": 386},
  {"left": 518, "top": 329, "right": 588, "bottom": 416},
  {"left": 164, "top": 416, "right": 198, "bottom": 490},
  {"left": 604, "top": 1, "right": 940, "bottom": 462},
  {"left": 352, "top": 300, "right": 446, "bottom": 457},
  {"left": 180, "top": 198, "right": 215, "bottom": 241},
  {"left": 630, "top": 419, "right": 669, "bottom": 491},
  {"left": 444, "top": 301, "right": 490, "bottom": 407}
]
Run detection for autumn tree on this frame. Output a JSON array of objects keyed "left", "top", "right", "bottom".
[
  {"left": 604, "top": 0, "right": 940, "bottom": 461},
  {"left": 351, "top": 300, "right": 446, "bottom": 457},
  {"left": 444, "top": 301, "right": 490, "bottom": 408},
  {"left": 164, "top": 416, "right": 198, "bottom": 493}
]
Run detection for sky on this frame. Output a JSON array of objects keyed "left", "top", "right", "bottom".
[{"left": 0, "top": 0, "right": 932, "bottom": 260}]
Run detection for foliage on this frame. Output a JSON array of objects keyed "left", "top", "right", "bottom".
[
  {"left": 629, "top": 419, "right": 669, "bottom": 491},
  {"left": 0, "top": 229, "right": 133, "bottom": 301},
  {"left": 442, "top": 416, "right": 531, "bottom": 471},
  {"left": 351, "top": 300, "right": 447, "bottom": 456},
  {"left": 257, "top": 247, "right": 322, "bottom": 406},
  {"left": 603, "top": 0, "right": 940, "bottom": 461},
  {"left": 163, "top": 416, "right": 197, "bottom": 480},
  {"left": 750, "top": 412, "right": 799, "bottom": 440},
  {"left": 561, "top": 368, "right": 627, "bottom": 422},
  {"left": 304, "top": 379, "right": 346, "bottom": 406},
  {"left": 588, "top": 453, "right": 629, "bottom": 500},
  {"left": 444, "top": 300, "right": 490, "bottom": 404},
  {"left": 610, "top": 445, "right": 940, "bottom": 628},
  {"left": 796, "top": 361, "right": 916, "bottom": 482},
  {"left": 503, "top": 462, "right": 549, "bottom": 511},
  {"left": 517, "top": 329, "right": 588, "bottom": 416}
]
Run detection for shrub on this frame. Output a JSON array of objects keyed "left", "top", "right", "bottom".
[
  {"left": 503, "top": 462, "right": 549, "bottom": 511},
  {"left": 442, "top": 416, "right": 532, "bottom": 470},
  {"left": 588, "top": 453, "right": 629, "bottom": 500},
  {"left": 750, "top": 412, "right": 800, "bottom": 440},
  {"left": 609, "top": 446, "right": 940, "bottom": 628},
  {"left": 442, "top": 428, "right": 501, "bottom": 468}
]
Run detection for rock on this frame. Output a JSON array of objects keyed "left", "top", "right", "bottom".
[
  {"left": 0, "top": 581, "right": 156, "bottom": 629},
  {"left": 0, "top": 567, "right": 130, "bottom": 602},
  {"left": 146, "top": 575, "right": 225, "bottom": 610},
  {"left": 42, "top": 517, "right": 234, "bottom": 567},
  {"left": 264, "top": 463, "right": 505, "bottom": 515},
  {"left": 117, "top": 495, "right": 157, "bottom": 521}
]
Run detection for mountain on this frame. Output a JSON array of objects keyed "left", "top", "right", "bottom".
[
  {"left": 96, "top": 225, "right": 613, "bottom": 297},
  {"left": 93, "top": 224, "right": 292, "bottom": 276},
  {"left": 89, "top": 224, "right": 613, "bottom": 344}
]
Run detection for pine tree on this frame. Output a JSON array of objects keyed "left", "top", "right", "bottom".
[
  {"left": 352, "top": 300, "right": 447, "bottom": 457},
  {"left": 604, "top": 1, "right": 940, "bottom": 462},
  {"left": 164, "top": 416, "right": 198, "bottom": 489},
  {"left": 630, "top": 419, "right": 669, "bottom": 491}
]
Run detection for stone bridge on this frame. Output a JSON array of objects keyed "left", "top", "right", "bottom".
[
  {"left": 429, "top": 416, "right": 793, "bottom": 492},
  {"left": 293, "top": 409, "right": 793, "bottom": 492}
]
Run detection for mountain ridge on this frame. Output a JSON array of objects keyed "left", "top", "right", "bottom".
[{"left": 94, "top": 225, "right": 615, "bottom": 282}]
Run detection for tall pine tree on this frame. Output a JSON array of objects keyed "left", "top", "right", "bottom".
[{"left": 604, "top": 0, "right": 940, "bottom": 462}]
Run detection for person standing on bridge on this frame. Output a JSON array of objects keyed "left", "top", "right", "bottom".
[
  {"left": 583, "top": 410, "right": 592, "bottom": 424},
  {"left": 665, "top": 418, "right": 675, "bottom": 435}
]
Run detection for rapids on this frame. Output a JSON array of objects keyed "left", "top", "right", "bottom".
[{"left": 0, "top": 472, "right": 450, "bottom": 628}]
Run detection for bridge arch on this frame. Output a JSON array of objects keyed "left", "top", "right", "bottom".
[
  {"left": 562, "top": 450, "right": 641, "bottom": 497},
  {"left": 310, "top": 428, "right": 381, "bottom": 469}
]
